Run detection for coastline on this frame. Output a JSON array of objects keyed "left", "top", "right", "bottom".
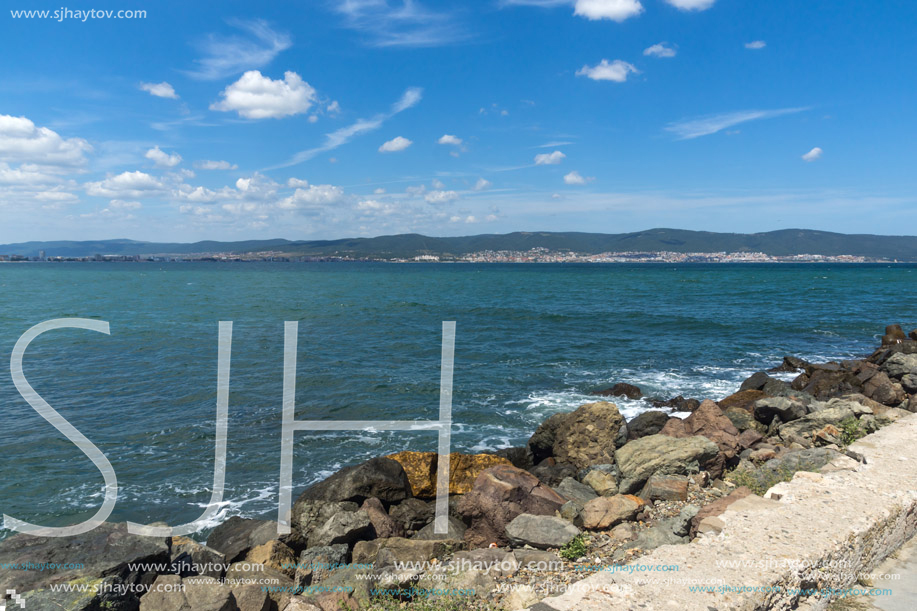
[{"left": 2, "top": 324, "right": 916, "bottom": 610}]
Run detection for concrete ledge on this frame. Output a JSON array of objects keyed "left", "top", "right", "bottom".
[{"left": 526, "top": 412, "right": 917, "bottom": 611}]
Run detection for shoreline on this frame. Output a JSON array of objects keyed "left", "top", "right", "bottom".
[{"left": 1, "top": 324, "right": 916, "bottom": 610}]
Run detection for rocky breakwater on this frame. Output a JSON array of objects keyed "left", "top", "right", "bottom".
[{"left": 2, "top": 324, "right": 917, "bottom": 611}]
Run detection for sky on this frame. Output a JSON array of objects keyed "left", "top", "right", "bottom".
[{"left": 1, "top": 0, "right": 916, "bottom": 242}]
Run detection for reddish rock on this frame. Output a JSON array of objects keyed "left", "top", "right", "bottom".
[
  {"left": 660, "top": 400, "right": 740, "bottom": 478},
  {"left": 690, "top": 487, "right": 754, "bottom": 537},
  {"left": 457, "top": 465, "right": 566, "bottom": 548},
  {"left": 581, "top": 495, "right": 644, "bottom": 530},
  {"left": 737, "top": 429, "right": 764, "bottom": 449},
  {"left": 640, "top": 474, "right": 688, "bottom": 502},
  {"left": 717, "top": 390, "right": 768, "bottom": 412},
  {"left": 361, "top": 497, "right": 404, "bottom": 539},
  {"left": 592, "top": 382, "right": 642, "bottom": 400}
]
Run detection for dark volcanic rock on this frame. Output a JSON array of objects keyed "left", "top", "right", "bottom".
[
  {"left": 0, "top": 522, "right": 169, "bottom": 605},
  {"left": 627, "top": 410, "right": 671, "bottom": 440},
  {"left": 207, "top": 516, "right": 278, "bottom": 564},
  {"left": 361, "top": 497, "right": 404, "bottom": 539},
  {"left": 528, "top": 460, "right": 578, "bottom": 487},
  {"left": 491, "top": 446, "right": 534, "bottom": 470},
  {"left": 768, "top": 356, "right": 809, "bottom": 373},
  {"left": 883, "top": 324, "right": 908, "bottom": 346},
  {"left": 296, "top": 457, "right": 412, "bottom": 507},
  {"left": 592, "top": 382, "right": 643, "bottom": 400},
  {"left": 650, "top": 395, "right": 701, "bottom": 412},
  {"left": 740, "top": 371, "right": 773, "bottom": 392},
  {"left": 457, "top": 464, "right": 566, "bottom": 548},
  {"left": 718, "top": 390, "right": 769, "bottom": 412},
  {"left": 527, "top": 412, "right": 569, "bottom": 463},
  {"left": 803, "top": 369, "right": 864, "bottom": 399}
]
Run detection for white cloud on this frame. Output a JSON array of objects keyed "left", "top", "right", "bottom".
[
  {"left": 406, "top": 184, "right": 427, "bottom": 197},
  {"left": 287, "top": 177, "right": 310, "bottom": 187},
  {"left": 327, "top": 100, "right": 341, "bottom": 114},
  {"left": 564, "top": 170, "right": 594, "bottom": 184},
  {"left": 665, "top": 0, "right": 716, "bottom": 11},
  {"left": 333, "top": 0, "right": 470, "bottom": 48},
  {"left": 576, "top": 59, "right": 638, "bottom": 82},
  {"left": 745, "top": 40, "right": 766, "bottom": 50},
  {"left": 85, "top": 171, "right": 166, "bottom": 198},
  {"left": 145, "top": 146, "right": 182, "bottom": 168},
  {"left": 211, "top": 70, "right": 316, "bottom": 119},
  {"left": 139, "top": 82, "right": 179, "bottom": 99},
  {"left": 474, "top": 178, "right": 491, "bottom": 191},
  {"left": 0, "top": 114, "right": 91, "bottom": 168},
  {"left": 644, "top": 43, "right": 676, "bottom": 58},
  {"left": 274, "top": 88, "right": 422, "bottom": 168},
  {"left": 425, "top": 190, "right": 459, "bottom": 203},
  {"left": 802, "top": 147, "right": 823, "bottom": 162},
  {"left": 186, "top": 19, "right": 291, "bottom": 80},
  {"left": 278, "top": 184, "right": 344, "bottom": 209},
  {"left": 195, "top": 159, "right": 238, "bottom": 170},
  {"left": 308, "top": 115, "right": 319, "bottom": 124},
  {"left": 379, "top": 136, "right": 413, "bottom": 153},
  {"left": 665, "top": 107, "right": 808, "bottom": 139},
  {"left": 574, "top": 0, "right": 644, "bottom": 22},
  {"left": 374, "top": 187, "right": 386, "bottom": 194},
  {"left": 432, "top": 178, "right": 446, "bottom": 189},
  {"left": 438, "top": 134, "right": 463, "bottom": 146},
  {"left": 449, "top": 214, "right": 477, "bottom": 223},
  {"left": 109, "top": 199, "right": 142, "bottom": 210},
  {"left": 535, "top": 150, "right": 566, "bottom": 165}
]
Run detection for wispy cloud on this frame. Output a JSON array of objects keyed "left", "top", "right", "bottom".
[
  {"left": 185, "top": 19, "right": 291, "bottom": 80},
  {"left": 745, "top": 40, "right": 766, "bottom": 50},
  {"left": 576, "top": 59, "right": 639, "bottom": 83},
  {"left": 665, "top": 107, "right": 809, "bottom": 139},
  {"left": 333, "top": 1, "right": 470, "bottom": 47},
  {"left": 802, "top": 147, "right": 823, "bottom": 162},
  {"left": 269, "top": 87, "right": 423, "bottom": 169},
  {"left": 644, "top": 42, "right": 676, "bottom": 58}
]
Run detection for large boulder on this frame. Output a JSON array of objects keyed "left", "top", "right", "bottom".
[
  {"left": 862, "top": 370, "right": 907, "bottom": 406},
  {"left": 659, "top": 400, "right": 740, "bottom": 477},
  {"left": 753, "top": 397, "right": 808, "bottom": 424},
  {"left": 207, "top": 517, "right": 278, "bottom": 564},
  {"left": 457, "top": 464, "right": 566, "bottom": 548},
  {"left": 139, "top": 575, "right": 235, "bottom": 611},
  {"left": 553, "top": 477, "right": 598, "bottom": 505},
  {"left": 615, "top": 434, "right": 720, "bottom": 494},
  {"left": 295, "top": 457, "right": 412, "bottom": 506},
  {"left": 717, "top": 390, "right": 768, "bottom": 412},
  {"left": 778, "top": 405, "right": 856, "bottom": 440},
  {"left": 627, "top": 410, "right": 670, "bottom": 440},
  {"left": 170, "top": 536, "right": 226, "bottom": 579},
  {"left": 291, "top": 500, "right": 359, "bottom": 546},
  {"left": 883, "top": 324, "right": 908, "bottom": 345},
  {"left": 412, "top": 516, "right": 467, "bottom": 541},
  {"left": 740, "top": 371, "right": 773, "bottom": 391},
  {"left": 803, "top": 368, "right": 864, "bottom": 399},
  {"left": 552, "top": 401, "right": 625, "bottom": 469},
  {"left": 294, "top": 544, "right": 349, "bottom": 588},
  {"left": 246, "top": 539, "right": 297, "bottom": 578},
  {"left": 527, "top": 412, "right": 569, "bottom": 463},
  {"left": 0, "top": 522, "right": 169, "bottom": 608},
  {"left": 640, "top": 474, "right": 689, "bottom": 502},
  {"left": 388, "top": 498, "right": 433, "bottom": 533},
  {"left": 360, "top": 497, "right": 404, "bottom": 539},
  {"left": 384, "top": 451, "right": 512, "bottom": 498},
  {"left": 529, "top": 461, "right": 578, "bottom": 487},
  {"left": 581, "top": 495, "right": 644, "bottom": 530},
  {"left": 505, "top": 514, "right": 581, "bottom": 549},
  {"left": 307, "top": 507, "right": 373, "bottom": 548}
]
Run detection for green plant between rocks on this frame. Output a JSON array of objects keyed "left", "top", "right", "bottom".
[
  {"left": 839, "top": 417, "right": 866, "bottom": 447},
  {"left": 725, "top": 465, "right": 798, "bottom": 496},
  {"left": 361, "top": 595, "right": 500, "bottom": 610},
  {"left": 559, "top": 533, "right": 590, "bottom": 561}
]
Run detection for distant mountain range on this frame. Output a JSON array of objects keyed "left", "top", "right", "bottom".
[{"left": 2, "top": 229, "right": 917, "bottom": 260}]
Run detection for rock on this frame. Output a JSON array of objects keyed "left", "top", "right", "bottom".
[
  {"left": 717, "top": 390, "right": 768, "bottom": 411},
  {"left": 876, "top": 407, "right": 914, "bottom": 426},
  {"left": 762, "top": 378, "right": 793, "bottom": 396},
  {"left": 627, "top": 411, "right": 670, "bottom": 440},
  {"left": 582, "top": 469, "right": 618, "bottom": 496},
  {"left": 791, "top": 373, "right": 811, "bottom": 391},
  {"left": 505, "top": 514, "right": 581, "bottom": 549},
  {"left": 559, "top": 500, "right": 584, "bottom": 527},
  {"left": 503, "top": 585, "right": 541, "bottom": 610},
  {"left": 616, "top": 522, "right": 687, "bottom": 558},
  {"left": 491, "top": 446, "right": 534, "bottom": 471},
  {"left": 528, "top": 412, "right": 569, "bottom": 463},
  {"left": 457, "top": 464, "right": 566, "bottom": 548},
  {"left": 0, "top": 521, "right": 169, "bottom": 600},
  {"left": 356, "top": 537, "right": 454, "bottom": 570},
  {"left": 778, "top": 405, "right": 856, "bottom": 440},
  {"left": 724, "top": 407, "right": 761, "bottom": 432},
  {"left": 553, "top": 477, "right": 598, "bottom": 505},
  {"left": 592, "top": 382, "right": 642, "bottom": 400},
  {"left": 226, "top": 562, "right": 294, "bottom": 609},
  {"left": 749, "top": 448, "right": 777, "bottom": 462},
  {"left": 882, "top": 353, "right": 917, "bottom": 379},
  {"left": 615, "top": 434, "right": 720, "bottom": 493},
  {"left": 760, "top": 448, "right": 839, "bottom": 477},
  {"left": 294, "top": 544, "right": 349, "bottom": 588},
  {"left": 824, "top": 397, "right": 874, "bottom": 417},
  {"left": 246, "top": 540, "right": 297, "bottom": 578},
  {"left": 295, "top": 457, "right": 412, "bottom": 506},
  {"left": 737, "top": 429, "right": 764, "bottom": 449},
  {"left": 740, "top": 371, "right": 773, "bottom": 391},
  {"left": 291, "top": 500, "right": 358, "bottom": 547},
  {"left": 360, "top": 497, "right": 404, "bottom": 539},
  {"left": 315, "top": 591, "right": 363, "bottom": 611},
  {"left": 139, "top": 575, "right": 235, "bottom": 611},
  {"left": 863, "top": 370, "right": 906, "bottom": 406},
  {"left": 911, "top": 330, "right": 917, "bottom": 341},
  {"left": 640, "top": 474, "right": 688, "bottom": 502},
  {"left": 170, "top": 536, "right": 226, "bottom": 579},
  {"left": 232, "top": 583, "right": 272, "bottom": 611},
  {"left": 813, "top": 424, "right": 842, "bottom": 446},
  {"left": 315, "top": 567, "right": 371, "bottom": 607},
  {"left": 690, "top": 487, "right": 754, "bottom": 537},
  {"left": 883, "top": 324, "right": 908, "bottom": 345},
  {"left": 389, "top": 498, "right": 434, "bottom": 533},
  {"left": 659, "top": 400, "right": 740, "bottom": 478},
  {"left": 384, "top": 451, "right": 513, "bottom": 498},
  {"left": 283, "top": 597, "right": 323, "bottom": 611},
  {"left": 411, "top": 516, "right": 467, "bottom": 541},
  {"left": 650, "top": 395, "right": 701, "bottom": 412},
  {"left": 552, "top": 401, "right": 625, "bottom": 469},
  {"left": 754, "top": 397, "right": 808, "bottom": 424},
  {"left": 901, "top": 374, "right": 917, "bottom": 394},
  {"left": 307, "top": 507, "right": 373, "bottom": 548},
  {"left": 529, "top": 461, "right": 578, "bottom": 487},
  {"left": 581, "top": 495, "right": 643, "bottom": 530},
  {"left": 803, "top": 369, "right": 864, "bottom": 399},
  {"left": 768, "top": 356, "right": 809, "bottom": 373}
]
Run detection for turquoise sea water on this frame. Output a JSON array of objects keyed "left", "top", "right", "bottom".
[{"left": 0, "top": 262, "right": 914, "bottom": 538}]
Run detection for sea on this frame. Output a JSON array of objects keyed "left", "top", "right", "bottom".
[{"left": 0, "top": 262, "right": 914, "bottom": 539}]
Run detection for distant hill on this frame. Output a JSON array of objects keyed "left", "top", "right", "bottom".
[{"left": 2, "top": 229, "right": 916, "bottom": 260}]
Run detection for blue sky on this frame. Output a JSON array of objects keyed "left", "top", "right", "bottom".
[{"left": 1, "top": 0, "right": 915, "bottom": 242}]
